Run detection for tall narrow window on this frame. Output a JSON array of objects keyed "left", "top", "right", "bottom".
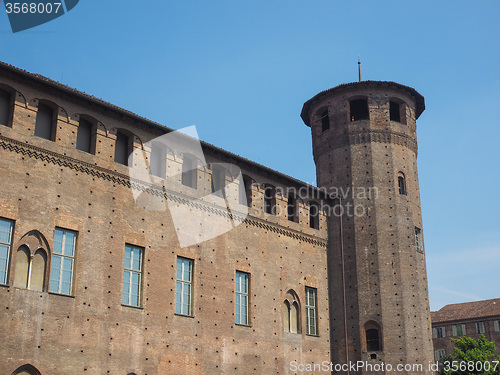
[
  {"left": 34, "top": 103, "right": 54, "bottom": 140},
  {"left": 114, "top": 131, "right": 130, "bottom": 165},
  {"left": 0, "top": 89, "right": 11, "bottom": 126},
  {"left": 283, "top": 300, "right": 290, "bottom": 332},
  {"left": 288, "top": 194, "right": 298, "bottom": 222},
  {"left": 435, "top": 349, "right": 446, "bottom": 361},
  {"left": 122, "top": 244, "right": 143, "bottom": 307},
  {"left": 309, "top": 201, "right": 319, "bottom": 229},
  {"left": 49, "top": 228, "right": 76, "bottom": 295},
  {"left": 76, "top": 118, "right": 93, "bottom": 153},
  {"left": 305, "top": 287, "right": 317, "bottom": 335},
  {"left": 150, "top": 142, "right": 166, "bottom": 178},
  {"left": 366, "top": 329, "right": 380, "bottom": 351},
  {"left": 14, "top": 245, "right": 47, "bottom": 292},
  {"left": 390, "top": 101, "right": 401, "bottom": 122},
  {"left": 211, "top": 164, "right": 226, "bottom": 197},
  {"left": 284, "top": 291, "right": 300, "bottom": 333},
  {"left": 398, "top": 173, "right": 407, "bottom": 195},
  {"left": 235, "top": 271, "right": 249, "bottom": 325},
  {"left": 176, "top": 257, "right": 193, "bottom": 315},
  {"left": 350, "top": 98, "right": 369, "bottom": 121},
  {"left": 182, "top": 154, "right": 197, "bottom": 189},
  {"left": 320, "top": 109, "right": 329, "bottom": 132},
  {"left": 0, "top": 218, "right": 13, "bottom": 285},
  {"left": 264, "top": 184, "right": 276, "bottom": 215},
  {"left": 240, "top": 175, "right": 254, "bottom": 206},
  {"left": 494, "top": 320, "right": 499, "bottom": 332},
  {"left": 414, "top": 227, "right": 423, "bottom": 253},
  {"left": 476, "top": 322, "right": 485, "bottom": 334}
]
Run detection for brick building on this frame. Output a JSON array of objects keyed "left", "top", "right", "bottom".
[
  {"left": 431, "top": 298, "right": 500, "bottom": 361},
  {"left": 0, "top": 61, "right": 434, "bottom": 374}
]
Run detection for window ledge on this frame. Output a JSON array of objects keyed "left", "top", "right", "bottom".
[
  {"left": 174, "top": 313, "right": 194, "bottom": 318},
  {"left": 121, "top": 304, "right": 143, "bottom": 310},
  {"left": 306, "top": 333, "right": 320, "bottom": 337},
  {"left": 48, "top": 291, "right": 75, "bottom": 298},
  {"left": 235, "top": 323, "right": 252, "bottom": 328}
]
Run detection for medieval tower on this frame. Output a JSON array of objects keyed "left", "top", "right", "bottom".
[{"left": 301, "top": 80, "right": 434, "bottom": 373}]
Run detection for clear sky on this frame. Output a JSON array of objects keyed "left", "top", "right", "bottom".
[{"left": 1, "top": 0, "right": 499, "bottom": 311}]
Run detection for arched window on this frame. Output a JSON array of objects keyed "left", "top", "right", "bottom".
[
  {"left": 397, "top": 172, "right": 406, "bottom": 195},
  {"left": 349, "top": 98, "right": 369, "bottom": 121},
  {"left": 76, "top": 117, "right": 95, "bottom": 154},
  {"left": 364, "top": 321, "right": 382, "bottom": 352},
  {"left": 182, "top": 154, "right": 197, "bottom": 188},
  {"left": 114, "top": 131, "right": 131, "bottom": 165},
  {"left": 309, "top": 201, "right": 319, "bottom": 229},
  {"left": 264, "top": 184, "right": 277, "bottom": 215},
  {"left": 13, "top": 246, "right": 47, "bottom": 292},
  {"left": 320, "top": 109, "right": 329, "bottom": 132},
  {"left": 287, "top": 193, "right": 298, "bottom": 222},
  {"left": 34, "top": 103, "right": 55, "bottom": 141},
  {"left": 149, "top": 142, "right": 167, "bottom": 179},
  {"left": 239, "top": 175, "right": 254, "bottom": 207},
  {"left": 12, "top": 364, "right": 41, "bottom": 375},
  {"left": 0, "top": 88, "right": 13, "bottom": 127},
  {"left": 283, "top": 290, "right": 300, "bottom": 333}
]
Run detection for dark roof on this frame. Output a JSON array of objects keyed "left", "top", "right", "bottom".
[
  {"left": 0, "top": 61, "right": 327, "bottom": 196},
  {"left": 300, "top": 80, "right": 425, "bottom": 126},
  {"left": 431, "top": 298, "right": 500, "bottom": 323}
]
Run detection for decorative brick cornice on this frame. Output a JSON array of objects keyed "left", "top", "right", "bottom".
[
  {"left": 0, "top": 135, "right": 327, "bottom": 248},
  {"left": 349, "top": 130, "right": 418, "bottom": 154}
]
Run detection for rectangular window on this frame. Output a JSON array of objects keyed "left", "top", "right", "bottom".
[
  {"left": 181, "top": 155, "right": 197, "bottom": 189},
  {"left": 433, "top": 327, "right": 446, "bottom": 338},
  {"left": 122, "top": 245, "right": 143, "bottom": 307},
  {"left": 305, "top": 287, "right": 317, "bottom": 335},
  {"left": 0, "top": 218, "right": 14, "bottom": 285},
  {"left": 176, "top": 257, "right": 193, "bottom": 315},
  {"left": 76, "top": 118, "right": 93, "bottom": 154},
  {"left": 235, "top": 271, "right": 249, "bottom": 325},
  {"left": 114, "top": 132, "right": 130, "bottom": 165},
  {"left": 414, "top": 227, "right": 423, "bottom": 253},
  {"left": 494, "top": 320, "right": 499, "bottom": 332},
  {"left": 476, "top": 321, "right": 485, "bottom": 334},
  {"left": 49, "top": 228, "right": 77, "bottom": 295},
  {"left": 435, "top": 349, "right": 446, "bottom": 361},
  {"left": 452, "top": 324, "right": 466, "bottom": 336},
  {"left": 34, "top": 103, "right": 54, "bottom": 140},
  {"left": 0, "top": 89, "right": 11, "bottom": 126}
]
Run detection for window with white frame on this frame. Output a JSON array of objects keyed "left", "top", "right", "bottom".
[
  {"left": 414, "top": 227, "right": 423, "bottom": 253},
  {"left": 306, "top": 287, "right": 317, "bottom": 335},
  {"left": 235, "top": 271, "right": 249, "bottom": 325},
  {"left": 49, "top": 228, "right": 76, "bottom": 295},
  {"left": 122, "top": 245, "right": 143, "bottom": 307},
  {"left": 433, "top": 327, "right": 446, "bottom": 338},
  {"left": 435, "top": 349, "right": 446, "bottom": 361},
  {"left": 452, "top": 324, "right": 466, "bottom": 336},
  {"left": 0, "top": 218, "right": 14, "bottom": 285},
  {"left": 476, "top": 321, "right": 485, "bottom": 334},
  {"left": 176, "top": 257, "right": 193, "bottom": 315}
]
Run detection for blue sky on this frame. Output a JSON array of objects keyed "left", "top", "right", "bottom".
[{"left": 1, "top": 1, "right": 499, "bottom": 311}]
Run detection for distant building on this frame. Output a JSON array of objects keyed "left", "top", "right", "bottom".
[{"left": 431, "top": 298, "right": 500, "bottom": 361}]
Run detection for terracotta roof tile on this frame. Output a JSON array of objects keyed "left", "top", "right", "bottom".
[{"left": 431, "top": 298, "right": 500, "bottom": 323}]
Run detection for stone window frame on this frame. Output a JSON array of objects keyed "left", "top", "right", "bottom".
[
  {"left": 364, "top": 321, "right": 383, "bottom": 352},
  {"left": 49, "top": 228, "right": 77, "bottom": 296},
  {"left": 305, "top": 286, "right": 318, "bottom": 336},
  {"left": 235, "top": 270, "right": 250, "bottom": 326},
  {"left": 175, "top": 256, "right": 193, "bottom": 316},
  {"left": 0, "top": 217, "right": 14, "bottom": 285},
  {"left": 283, "top": 289, "right": 301, "bottom": 334},
  {"left": 121, "top": 244, "right": 144, "bottom": 308}
]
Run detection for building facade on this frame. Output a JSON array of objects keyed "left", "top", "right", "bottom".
[
  {"left": 0, "top": 61, "right": 433, "bottom": 374},
  {"left": 431, "top": 298, "right": 500, "bottom": 361}
]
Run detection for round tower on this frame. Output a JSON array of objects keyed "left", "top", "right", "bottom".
[{"left": 301, "top": 81, "right": 434, "bottom": 373}]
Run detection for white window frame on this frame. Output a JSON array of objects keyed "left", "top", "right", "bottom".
[
  {"left": 435, "top": 349, "right": 446, "bottom": 361},
  {"left": 415, "top": 227, "right": 423, "bottom": 252},
  {"left": 176, "top": 257, "right": 193, "bottom": 316},
  {"left": 235, "top": 271, "right": 249, "bottom": 325},
  {"left": 122, "top": 244, "right": 143, "bottom": 307},
  {"left": 0, "top": 218, "right": 14, "bottom": 285},
  {"left": 49, "top": 228, "right": 77, "bottom": 295},
  {"left": 476, "top": 321, "right": 485, "bottom": 334},
  {"left": 306, "top": 287, "right": 317, "bottom": 335}
]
